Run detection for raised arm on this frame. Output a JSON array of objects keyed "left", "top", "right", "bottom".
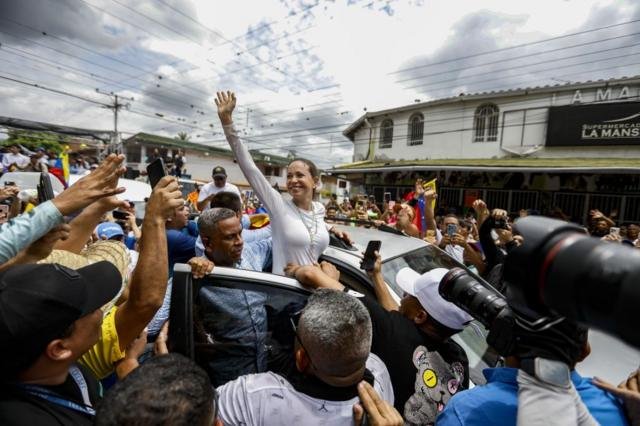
[
  {"left": 216, "top": 91, "right": 282, "bottom": 213},
  {"left": 0, "top": 154, "right": 126, "bottom": 264},
  {"left": 114, "top": 176, "right": 184, "bottom": 351},
  {"left": 367, "top": 253, "right": 399, "bottom": 311}
]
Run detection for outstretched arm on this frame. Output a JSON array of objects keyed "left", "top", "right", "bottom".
[
  {"left": 285, "top": 262, "right": 345, "bottom": 291},
  {"left": 216, "top": 91, "right": 282, "bottom": 213},
  {"left": 114, "top": 176, "right": 184, "bottom": 351},
  {"left": 367, "top": 253, "right": 399, "bottom": 311}
]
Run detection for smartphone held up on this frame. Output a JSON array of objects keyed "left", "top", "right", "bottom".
[{"left": 360, "top": 240, "right": 382, "bottom": 272}]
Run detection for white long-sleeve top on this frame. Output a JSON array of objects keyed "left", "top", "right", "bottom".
[{"left": 223, "top": 123, "right": 329, "bottom": 275}]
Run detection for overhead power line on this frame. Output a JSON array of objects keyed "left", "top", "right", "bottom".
[
  {"left": 390, "top": 17, "right": 640, "bottom": 75},
  {"left": 396, "top": 30, "right": 640, "bottom": 85}
]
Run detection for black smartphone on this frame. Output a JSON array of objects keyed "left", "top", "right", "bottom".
[
  {"left": 360, "top": 240, "right": 381, "bottom": 272},
  {"left": 112, "top": 210, "right": 129, "bottom": 220},
  {"left": 147, "top": 158, "right": 166, "bottom": 189},
  {"left": 493, "top": 217, "right": 510, "bottom": 230},
  {"left": 37, "top": 172, "right": 55, "bottom": 203},
  {"left": 4, "top": 181, "right": 15, "bottom": 187}
]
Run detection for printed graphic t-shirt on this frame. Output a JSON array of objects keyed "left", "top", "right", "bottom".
[{"left": 359, "top": 296, "right": 470, "bottom": 426}]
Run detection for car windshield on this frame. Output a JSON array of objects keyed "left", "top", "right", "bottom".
[
  {"left": 381, "top": 245, "right": 461, "bottom": 296},
  {"left": 381, "top": 245, "right": 497, "bottom": 384}
]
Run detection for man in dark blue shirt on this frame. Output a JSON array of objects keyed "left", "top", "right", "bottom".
[{"left": 165, "top": 203, "right": 196, "bottom": 273}]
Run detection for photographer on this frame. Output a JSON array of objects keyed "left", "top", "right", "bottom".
[
  {"left": 437, "top": 215, "right": 639, "bottom": 426},
  {"left": 474, "top": 200, "right": 519, "bottom": 292},
  {"left": 437, "top": 325, "right": 627, "bottom": 425}
]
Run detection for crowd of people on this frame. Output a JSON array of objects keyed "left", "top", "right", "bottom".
[{"left": 0, "top": 90, "right": 638, "bottom": 426}]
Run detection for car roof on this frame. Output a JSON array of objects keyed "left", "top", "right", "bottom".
[
  {"left": 330, "top": 224, "right": 428, "bottom": 262},
  {"left": 0, "top": 172, "right": 65, "bottom": 195}
]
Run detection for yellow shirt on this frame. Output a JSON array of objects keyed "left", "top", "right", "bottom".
[{"left": 78, "top": 306, "right": 124, "bottom": 380}]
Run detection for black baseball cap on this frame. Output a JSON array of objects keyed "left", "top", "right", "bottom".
[
  {"left": 212, "top": 166, "right": 227, "bottom": 178},
  {"left": 0, "top": 262, "right": 122, "bottom": 372}
]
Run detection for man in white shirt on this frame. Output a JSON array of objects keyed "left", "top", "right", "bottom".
[
  {"left": 216, "top": 289, "right": 395, "bottom": 426},
  {"left": 197, "top": 166, "right": 241, "bottom": 211},
  {"left": 2, "top": 144, "right": 29, "bottom": 172}
]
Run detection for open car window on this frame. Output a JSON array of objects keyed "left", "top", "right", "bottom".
[{"left": 169, "top": 264, "right": 311, "bottom": 387}]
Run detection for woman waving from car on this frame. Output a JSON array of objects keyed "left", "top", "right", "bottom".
[{"left": 215, "top": 91, "right": 351, "bottom": 275}]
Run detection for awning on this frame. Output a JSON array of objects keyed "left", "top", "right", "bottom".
[{"left": 328, "top": 157, "right": 640, "bottom": 174}]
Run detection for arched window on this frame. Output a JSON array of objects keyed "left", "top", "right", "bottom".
[
  {"left": 407, "top": 113, "right": 424, "bottom": 146},
  {"left": 379, "top": 119, "right": 394, "bottom": 148},
  {"left": 474, "top": 103, "right": 499, "bottom": 142}
]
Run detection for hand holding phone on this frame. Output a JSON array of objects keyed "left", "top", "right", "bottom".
[
  {"left": 147, "top": 158, "right": 167, "bottom": 189},
  {"left": 112, "top": 210, "right": 130, "bottom": 220},
  {"left": 360, "top": 240, "right": 381, "bottom": 272},
  {"left": 37, "top": 172, "right": 55, "bottom": 203}
]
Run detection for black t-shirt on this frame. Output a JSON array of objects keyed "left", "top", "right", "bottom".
[
  {"left": 360, "top": 296, "right": 469, "bottom": 426},
  {"left": 0, "top": 364, "right": 101, "bottom": 426}
]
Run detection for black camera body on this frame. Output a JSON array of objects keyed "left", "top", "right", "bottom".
[{"left": 439, "top": 216, "right": 640, "bottom": 353}]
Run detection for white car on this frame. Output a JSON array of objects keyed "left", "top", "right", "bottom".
[
  {"left": 168, "top": 224, "right": 637, "bottom": 386},
  {"left": 169, "top": 224, "right": 499, "bottom": 387}
]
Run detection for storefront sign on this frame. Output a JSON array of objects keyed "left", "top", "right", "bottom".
[{"left": 546, "top": 101, "right": 640, "bottom": 147}]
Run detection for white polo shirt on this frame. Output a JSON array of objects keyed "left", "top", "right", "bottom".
[
  {"left": 217, "top": 353, "right": 394, "bottom": 426},
  {"left": 197, "top": 181, "right": 241, "bottom": 210}
]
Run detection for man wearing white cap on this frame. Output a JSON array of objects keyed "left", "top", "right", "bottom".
[{"left": 286, "top": 258, "right": 472, "bottom": 426}]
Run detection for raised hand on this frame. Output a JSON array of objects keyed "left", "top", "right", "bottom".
[
  {"left": 0, "top": 185, "right": 20, "bottom": 202},
  {"left": 472, "top": 199, "right": 488, "bottom": 213},
  {"left": 414, "top": 178, "right": 425, "bottom": 196},
  {"left": 215, "top": 91, "right": 237, "bottom": 125},
  {"left": 145, "top": 176, "right": 184, "bottom": 222},
  {"left": 52, "top": 154, "right": 126, "bottom": 215}
]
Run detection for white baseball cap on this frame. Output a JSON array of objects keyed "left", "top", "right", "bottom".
[{"left": 395, "top": 267, "right": 473, "bottom": 330}]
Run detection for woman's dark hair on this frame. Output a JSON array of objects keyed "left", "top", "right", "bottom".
[{"left": 288, "top": 158, "right": 319, "bottom": 178}]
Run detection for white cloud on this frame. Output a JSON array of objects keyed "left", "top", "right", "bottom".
[{"left": 0, "top": 0, "right": 636, "bottom": 167}]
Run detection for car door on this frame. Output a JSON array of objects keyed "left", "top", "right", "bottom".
[{"left": 169, "top": 263, "right": 311, "bottom": 387}]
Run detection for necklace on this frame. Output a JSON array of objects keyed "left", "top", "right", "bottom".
[{"left": 292, "top": 201, "right": 317, "bottom": 245}]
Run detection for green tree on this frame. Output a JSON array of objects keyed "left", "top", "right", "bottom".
[
  {"left": 2, "top": 129, "right": 65, "bottom": 153},
  {"left": 175, "top": 132, "right": 190, "bottom": 142}
]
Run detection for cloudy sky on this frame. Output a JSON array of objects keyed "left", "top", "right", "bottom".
[{"left": 0, "top": 0, "right": 638, "bottom": 167}]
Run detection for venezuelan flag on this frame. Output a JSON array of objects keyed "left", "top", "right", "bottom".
[
  {"left": 49, "top": 147, "right": 70, "bottom": 188},
  {"left": 59, "top": 146, "right": 70, "bottom": 184}
]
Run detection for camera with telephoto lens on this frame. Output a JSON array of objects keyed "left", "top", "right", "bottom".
[{"left": 439, "top": 216, "right": 640, "bottom": 353}]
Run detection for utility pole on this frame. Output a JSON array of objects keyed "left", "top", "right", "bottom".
[{"left": 96, "top": 89, "right": 133, "bottom": 158}]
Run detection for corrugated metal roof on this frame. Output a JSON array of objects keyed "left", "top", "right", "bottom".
[
  {"left": 125, "top": 132, "right": 234, "bottom": 156},
  {"left": 342, "top": 75, "right": 640, "bottom": 141},
  {"left": 125, "top": 133, "right": 290, "bottom": 165}
]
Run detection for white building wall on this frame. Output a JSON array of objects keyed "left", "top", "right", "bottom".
[
  {"left": 184, "top": 152, "right": 246, "bottom": 185},
  {"left": 180, "top": 152, "right": 288, "bottom": 189},
  {"left": 350, "top": 81, "right": 640, "bottom": 161}
]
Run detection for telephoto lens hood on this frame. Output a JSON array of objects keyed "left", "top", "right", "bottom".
[{"left": 508, "top": 216, "right": 640, "bottom": 350}]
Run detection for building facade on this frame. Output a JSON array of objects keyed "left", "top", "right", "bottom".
[
  {"left": 124, "top": 133, "right": 289, "bottom": 190},
  {"left": 334, "top": 76, "right": 640, "bottom": 223}
]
